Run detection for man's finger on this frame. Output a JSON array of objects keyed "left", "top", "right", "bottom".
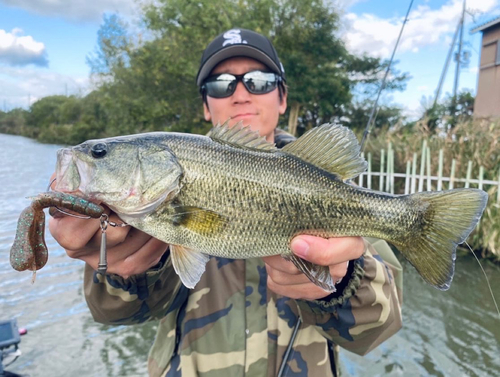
[{"left": 290, "top": 235, "right": 365, "bottom": 266}]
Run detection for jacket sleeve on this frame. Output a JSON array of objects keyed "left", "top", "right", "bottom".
[
  {"left": 295, "top": 238, "right": 403, "bottom": 355},
  {"left": 83, "top": 251, "right": 188, "bottom": 325}
]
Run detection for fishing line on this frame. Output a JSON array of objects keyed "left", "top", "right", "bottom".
[
  {"left": 360, "top": 0, "right": 415, "bottom": 152},
  {"left": 464, "top": 241, "right": 500, "bottom": 320}
]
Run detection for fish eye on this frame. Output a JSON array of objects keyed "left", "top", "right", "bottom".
[{"left": 91, "top": 143, "right": 108, "bottom": 158}]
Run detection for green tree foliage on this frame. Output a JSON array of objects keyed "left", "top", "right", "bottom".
[
  {"left": 343, "top": 101, "right": 405, "bottom": 134},
  {"left": 421, "top": 89, "right": 475, "bottom": 131},
  {"left": 2, "top": 0, "right": 408, "bottom": 144},
  {"left": 0, "top": 108, "right": 28, "bottom": 135},
  {"left": 86, "top": 0, "right": 408, "bottom": 137}
]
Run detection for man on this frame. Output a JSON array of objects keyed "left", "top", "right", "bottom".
[{"left": 49, "top": 28, "right": 403, "bottom": 376}]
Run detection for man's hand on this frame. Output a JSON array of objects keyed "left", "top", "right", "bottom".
[
  {"left": 49, "top": 208, "right": 168, "bottom": 278},
  {"left": 48, "top": 173, "right": 168, "bottom": 278},
  {"left": 263, "top": 235, "right": 366, "bottom": 300}
]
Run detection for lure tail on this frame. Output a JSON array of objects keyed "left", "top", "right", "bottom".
[
  {"left": 397, "top": 189, "right": 488, "bottom": 290},
  {"left": 10, "top": 206, "right": 48, "bottom": 271},
  {"left": 10, "top": 191, "right": 104, "bottom": 273}
]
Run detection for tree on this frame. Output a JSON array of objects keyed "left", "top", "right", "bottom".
[
  {"left": 86, "top": 0, "right": 408, "bottom": 136},
  {"left": 421, "top": 89, "right": 475, "bottom": 131},
  {"left": 86, "top": 14, "right": 131, "bottom": 77},
  {"left": 343, "top": 101, "right": 405, "bottom": 133},
  {"left": 0, "top": 108, "right": 28, "bottom": 135}
]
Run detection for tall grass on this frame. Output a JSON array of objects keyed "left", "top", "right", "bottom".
[{"left": 362, "top": 119, "right": 500, "bottom": 261}]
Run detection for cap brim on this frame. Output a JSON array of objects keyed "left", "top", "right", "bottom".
[{"left": 196, "top": 45, "right": 281, "bottom": 86}]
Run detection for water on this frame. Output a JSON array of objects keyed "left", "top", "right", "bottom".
[{"left": 0, "top": 133, "right": 498, "bottom": 376}]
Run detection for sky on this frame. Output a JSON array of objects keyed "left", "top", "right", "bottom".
[{"left": 0, "top": 0, "right": 499, "bottom": 119}]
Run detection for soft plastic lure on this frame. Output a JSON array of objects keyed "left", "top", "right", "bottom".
[{"left": 10, "top": 191, "right": 104, "bottom": 272}]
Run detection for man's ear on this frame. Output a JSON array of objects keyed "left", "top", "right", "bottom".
[
  {"left": 279, "top": 91, "right": 287, "bottom": 115},
  {"left": 203, "top": 102, "right": 212, "bottom": 122}
]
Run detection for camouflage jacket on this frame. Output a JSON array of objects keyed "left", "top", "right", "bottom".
[{"left": 83, "top": 129, "right": 403, "bottom": 377}]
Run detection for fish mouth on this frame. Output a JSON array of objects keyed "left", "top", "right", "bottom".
[
  {"left": 54, "top": 147, "right": 177, "bottom": 217},
  {"left": 54, "top": 148, "right": 82, "bottom": 194}
]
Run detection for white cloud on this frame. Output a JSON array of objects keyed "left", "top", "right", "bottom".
[
  {"left": 0, "top": 66, "right": 90, "bottom": 110},
  {"left": 0, "top": 28, "right": 48, "bottom": 67},
  {"left": 469, "top": 66, "right": 479, "bottom": 74},
  {"left": 0, "top": 0, "right": 139, "bottom": 22},
  {"left": 343, "top": 0, "right": 498, "bottom": 57}
]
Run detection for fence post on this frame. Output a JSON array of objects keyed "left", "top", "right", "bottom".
[
  {"left": 418, "top": 140, "right": 427, "bottom": 192},
  {"left": 359, "top": 152, "right": 364, "bottom": 187},
  {"left": 380, "top": 149, "right": 385, "bottom": 192},
  {"left": 367, "top": 152, "right": 372, "bottom": 190},
  {"left": 450, "top": 159, "right": 456, "bottom": 189},
  {"left": 411, "top": 152, "right": 417, "bottom": 194},
  {"left": 437, "top": 149, "right": 444, "bottom": 191},
  {"left": 497, "top": 169, "right": 500, "bottom": 203},
  {"left": 390, "top": 148, "right": 395, "bottom": 194},
  {"left": 426, "top": 146, "right": 432, "bottom": 191},
  {"left": 386, "top": 143, "right": 392, "bottom": 193},
  {"left": 479, "top": 166, "right": 484, "bottom": 191},
  {"left": 405, "top": 160, "right": 411, "bottom": 195},
  {"left": 465, "top": 161, "right": 472, "bottom": 188}
]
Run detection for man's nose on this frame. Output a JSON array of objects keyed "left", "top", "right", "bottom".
[{"left": 232, "top": 81, "right": 251, "bottom": 102}]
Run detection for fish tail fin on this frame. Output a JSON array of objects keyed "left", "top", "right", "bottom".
[{"left": 401, "top": 189, "right": 488, "bottom": 290}]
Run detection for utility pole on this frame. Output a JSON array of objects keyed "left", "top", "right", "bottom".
[
  {"left": 451, "top": 0, "right": 466, "bottom": 119},
  {"left": 433, "top": 19, "right": 461, "bottom": 108}
]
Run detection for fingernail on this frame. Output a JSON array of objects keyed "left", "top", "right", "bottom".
[{"left": 291, "top": 238, "right": 309, "bottom": 258}]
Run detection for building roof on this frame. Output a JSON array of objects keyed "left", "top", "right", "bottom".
[{"left": 470, "top": 16, "right": 500, "bottom": 34}]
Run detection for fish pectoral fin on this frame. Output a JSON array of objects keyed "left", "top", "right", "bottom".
[
  {"left": 172, "top": 206, "right": 227, "bottom": 235},
  {"left": 282, "top": 254, "right": 336, "bottom": 292},
  {"left": 170, "top": 244, "right": 210, "bottom": 289},
  {"left": 281, "top": 123, "right": 367, "bottom": 181},
  {"left": 209, "top": 121, "right": 278, "bottom": 152}
]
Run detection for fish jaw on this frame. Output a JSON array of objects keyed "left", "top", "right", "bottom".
[
  {"left": 55, "top": 148, "right": 81, "bottom": 194},
  {"left": 54, "top": 139, "right": 184, "bottom": 217}
]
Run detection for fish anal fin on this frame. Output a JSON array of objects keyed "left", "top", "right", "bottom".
[
  {"left": 281, "top": 123, "right": 367, "bottom": 181},
  {"left": 172, "top": 206, "right": 227, "bottom": 235},
  {"left": 209, "top": 121, "right": 277, "bottom": 152},
  {"left": 282, "top": 254, "right": 336, "bottom": 292},
  {"left": 170, "top": 244, "right": 210, "bottom": 289}
]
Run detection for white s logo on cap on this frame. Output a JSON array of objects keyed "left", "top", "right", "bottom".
[{"left": 222, "top": 29, "right": 248, "bottom": 46}]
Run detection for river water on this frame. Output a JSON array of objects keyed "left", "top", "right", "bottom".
[{"left": 0, "top": 133, "right": 498, "bottom": 376}]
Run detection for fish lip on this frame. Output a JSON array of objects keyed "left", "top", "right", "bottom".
[{"left": 54, "top": 148, "right": 79, "bottom": 193}]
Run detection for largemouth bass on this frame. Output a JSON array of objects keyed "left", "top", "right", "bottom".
[{"left": 54, "top": 123, "right": 487, "bottom": 291}]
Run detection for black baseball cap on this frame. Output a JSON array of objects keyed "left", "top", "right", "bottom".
[{"left": 196, "top": 28, "right": 286, "bottom": 87}]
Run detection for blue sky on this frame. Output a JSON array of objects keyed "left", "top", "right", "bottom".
[{"left": 0, "top": 0, "right": 499, "bottom": 118}]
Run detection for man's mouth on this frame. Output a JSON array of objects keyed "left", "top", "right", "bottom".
[{"left": 231, "top": 113, "right": 257, "bottom": 120}]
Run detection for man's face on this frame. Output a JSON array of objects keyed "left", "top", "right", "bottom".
[{"left": 203, "top": 57, "right": 287, "bottom": 142}]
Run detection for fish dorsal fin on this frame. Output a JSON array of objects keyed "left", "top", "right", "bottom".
[
  {"left": 170, "top": 244, "right": 210, "bottom": 289},
  {"left": 281, "top": 123, "right": 367, "bottom": 181},
  {"left": 209, "top": 121, "right": 277, "bottom": 152}
]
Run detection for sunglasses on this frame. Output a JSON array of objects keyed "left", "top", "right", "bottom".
[{"left": 202, "top": 70, "right": 282, "bottom": 98}]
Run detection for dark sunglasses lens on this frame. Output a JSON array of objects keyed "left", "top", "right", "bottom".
[
  {"left": 204, "top": 73, "right": 237, "bottom": 98},
  {"left": 204, "top": 71, "right": 280, "bottom": 98},
  {"left": 243, "top": 71, "right": 278, "bottom": 94}
]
